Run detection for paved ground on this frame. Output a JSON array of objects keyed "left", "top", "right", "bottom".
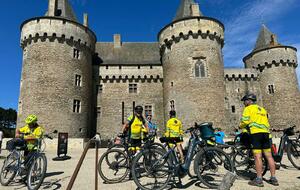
[{"left": 0, "top": 148, "right": 300, "bottom": 190}]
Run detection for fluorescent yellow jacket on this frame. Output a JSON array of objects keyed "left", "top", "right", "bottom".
[
  {"left": 240, "top": 104, "right": 270, "bottom": 134},
  {"left": 128, "top": 115, "right": 145, "bottom": 139},
  {"left": 19, "top": 125, "right": 44, "bottom": 150},
  {"left": 164, "top": 117, "right": 183, "bottom": 138}
]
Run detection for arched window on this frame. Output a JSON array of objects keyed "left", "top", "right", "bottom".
[{"left": 195, "top": 59, "right": 206, "bottom": 78}]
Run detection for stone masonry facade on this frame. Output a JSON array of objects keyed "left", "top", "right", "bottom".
[{"left": 17, "top": 0, "right": 300, "bottom": 140}]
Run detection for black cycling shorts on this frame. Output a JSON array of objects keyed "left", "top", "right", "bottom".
[
  {"left": 129, "top": 138, "right": 142, "bottom": 148},
  {"left": 250, "top": 133, "right": 271, "bottom": 150}
]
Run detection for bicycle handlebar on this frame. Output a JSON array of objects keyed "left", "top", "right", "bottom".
[{"left": 271, "top": 125, "right": 296, "bottom": 132}]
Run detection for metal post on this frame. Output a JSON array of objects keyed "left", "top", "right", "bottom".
[
  {"left": 94, "top": 133, "right": 101, "bottom": 190},
  {"left": 95, "top": 140, "right": 99, "bottom": 190},
  {"left": 66, "top": 140, "right": 91, "bottom": 190}
]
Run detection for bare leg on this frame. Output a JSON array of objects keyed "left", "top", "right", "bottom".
[
  {"left": 253, "top": 152, "right": 263, "bottom": 178},
  {"left": 176, "top": 143, "right": 184, "bottom": 163},
  {"left": 263, "top": 151, "right": 276, "bottom": 177}
]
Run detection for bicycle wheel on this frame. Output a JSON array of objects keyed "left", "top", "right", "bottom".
[
  {"left": 0, "top": 151, "right": 18, "bottom": 186},
  {"left": 27, "top": 154, "right": 47, "bottom": 190},
  {"left": 287, "top": 141, "right": 300, "bottom": 169},
  {"left": 149, "top": 142, "right": 166, "bottom": 152},
  {"left": 98, "top": 149, "right": 129, "bottom": 183},
  {"left": 194, "top": 147, "right": 234, "bottom": 189},
  {"left": 232, "top": 148, "right": 267, "bottom": 179},
  {"left": 131, "top": 148, "right": 172, "bottom": 190}
]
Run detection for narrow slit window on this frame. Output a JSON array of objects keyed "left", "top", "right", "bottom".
[
  {"left": 268, "top": 84, "right": 275, "bottom": 94},
  {"left": 73, "top": 48, "right": 80, "bottom": 59},
  {"left": 73, "top": 100, "right": 81, "bottom": 113},
  {"left": 98, "top": 84, "right": 103, "bottom": 93},
  {"left": 170, "top": 100, "right": 175, "bottom": 110},
  {"left": 231, "top": 106, "right": 236, "bottom": 113},
  {"left": 75, "top": 74, "right": 82, "bottom": 86}
]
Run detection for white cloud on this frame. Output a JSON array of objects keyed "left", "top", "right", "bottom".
[{"left": 223, "top": 0, "right": 297, "bottom": 68}]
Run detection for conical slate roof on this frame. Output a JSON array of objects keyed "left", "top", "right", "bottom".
[
  {"left": 46, "top": 0, "right": 78, "bottom": 22},
  {"left": 173, "top": 0, "right": 203, "bottom": 21},
  {"left": 254, "top": 24, "right": 280, "bottom": 51}
]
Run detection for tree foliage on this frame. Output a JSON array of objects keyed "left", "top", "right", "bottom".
[{"left": 0, "top": 107, "right": 17, "bottom": 129}]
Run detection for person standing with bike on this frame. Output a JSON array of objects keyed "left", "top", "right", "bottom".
[
  {"left": 164, "top": 110, "right": 184, "bottom": 163},
  {"left": 240, "top": 94, "right": 278, "bottom": 187},
  {"left": 121, "top": 106, "right": 148, "bottom": 153}
]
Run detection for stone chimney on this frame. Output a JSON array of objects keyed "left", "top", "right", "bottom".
[
  {"left": 83, "top": 13, "right": 88, "bottom": 27},
  {"left": 191, "top": 3, "right": 200, "bottom": 17},
  {"left": 48, "top": 0, "right": 57, "bottom": 16},
  {"left": 114, "top": 34, "right": 122, "bottom": 48},
  {"left": 270, "top": 34, "right": 278, "bottom": 46}
]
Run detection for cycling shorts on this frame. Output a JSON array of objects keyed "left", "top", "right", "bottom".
[{"left": 250, "top": 133, "right": 271, "bottom": 154}]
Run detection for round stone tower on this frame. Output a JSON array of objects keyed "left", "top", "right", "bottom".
[
  {"left": 243, "top": 25, "right": 299, "bottom": 128},
  {"left": 158, "top": 0, "right": 226, "bottom": 129},
  {"left": 18, "top": 0, "right": 96, "bottom": 137}
]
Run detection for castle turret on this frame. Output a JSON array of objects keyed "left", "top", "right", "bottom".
[
  {"left": 18, "top": 0, "right": 97, "bottom": 137},
  {"left": 158, "top": 0, "right": 226, "bottom": 128},
  {"left": 243, "top": 25, "right": 299, "bottom": 128}
]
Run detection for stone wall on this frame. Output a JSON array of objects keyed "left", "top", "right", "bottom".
[
  {"left": 97, "top": 65, "right": 164, "bottom": 140},
  {"left": 224, "top": 68, "right": 262, "bottom": 131}
]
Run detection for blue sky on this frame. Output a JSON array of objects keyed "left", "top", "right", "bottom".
[{"left": 0, "top": 0, "right": 299, "bottom": 110}]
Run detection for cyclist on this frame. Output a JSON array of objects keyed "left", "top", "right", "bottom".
[
  {"left": 122, "top": 106, "right": 148, "bottom": 153},
  {"left": 164, "top": 110, "right": 184, "bottom": 163},
  {"left": 8, "top": 114, "right": 44, "bottom": 162},
  {"left": 239, "top": 94, "right": 278, "bottom": 187}
]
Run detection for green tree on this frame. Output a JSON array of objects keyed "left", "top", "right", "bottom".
[{"left": 0, "top": 107, "right": 17, "bottom": 129}]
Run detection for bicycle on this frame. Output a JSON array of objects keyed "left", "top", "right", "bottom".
[
  {"left": 130, "top": 124, "right": 234, "bottom": 190},
  {"left": 270, "top": 126, "right": 300, "bottom": 169},
  {"left": 231, "top": 132, "right": 268, "bottom": 179},
  {"left": 98, "top": 133, "right": 165, "bottom": 183},
  {"left": 0, "top": 130, "right": 57, "bottom": 190}
]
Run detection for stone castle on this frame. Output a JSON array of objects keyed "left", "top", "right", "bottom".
[{"left": 17, "top": 0, "right": 300, "bottom": 140}]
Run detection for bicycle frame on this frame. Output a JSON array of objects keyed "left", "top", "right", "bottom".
[{"left": 159, "top": 128, "right": 203, "bottom": 177}]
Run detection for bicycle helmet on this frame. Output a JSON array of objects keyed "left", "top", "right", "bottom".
[
  {"left": 241, "top": 94, "right": 257, "bottom": 102},
  {"left": 25, "top": 114, "right": 38, "bottom": 124},
  {"left": 134, "top": 105, "right": 143, "bottom": 114}
]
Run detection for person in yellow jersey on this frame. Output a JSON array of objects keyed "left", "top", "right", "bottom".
[
  {"left": 239, "top": 94, "right": 278, "bottom": 187},
  {"left": 7, "top": 114, "right": 44, "bottom": 163},
  {"left": 122, "top": 106, "right": 148, "bottom": 152},
  {"left": 165, "top": 110, "right": 184, "bottom": 163}
]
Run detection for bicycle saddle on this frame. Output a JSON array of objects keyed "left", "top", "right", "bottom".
[{"left": 159, "top": 137, "right": 181, "bottom": 144}]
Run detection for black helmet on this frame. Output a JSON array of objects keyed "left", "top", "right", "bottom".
[
  {"left": 241, "top": 94, "right": 257, "bottom": 102},
  {"left": 134, "top": 105, "right": 143, "bottom": 114},
  {"left": 169, "top": 110, "right": 176, "bottom": 117}
]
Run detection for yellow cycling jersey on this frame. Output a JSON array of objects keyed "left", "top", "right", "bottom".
[
  {"left": 19, "top": 125, "right": 44, "bottom": 150},
  {"left": 128, "top": 115, "right": 145, "bottom": 139},
  {"left": 240, "top": 104, "right": 270, "bottom": 134},
  {"left": 165, "top": 117, "right": 183, "bottom": 138}
]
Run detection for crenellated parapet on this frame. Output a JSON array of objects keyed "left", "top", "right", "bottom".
[
  {"left": 100, "top": 74, "right": 163, "bottom": 83},
  {"left": 244, "top": 46, "right": 297, "bottom": 71},
  {"left": 158, "top": 17, "right": 224, "bottom": 55},
  {"left": 224, "top": 68, "right": 259, "bottom": 81},
  {"left": 20, "top": 17, "right": 96, "bottom": 51}
]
